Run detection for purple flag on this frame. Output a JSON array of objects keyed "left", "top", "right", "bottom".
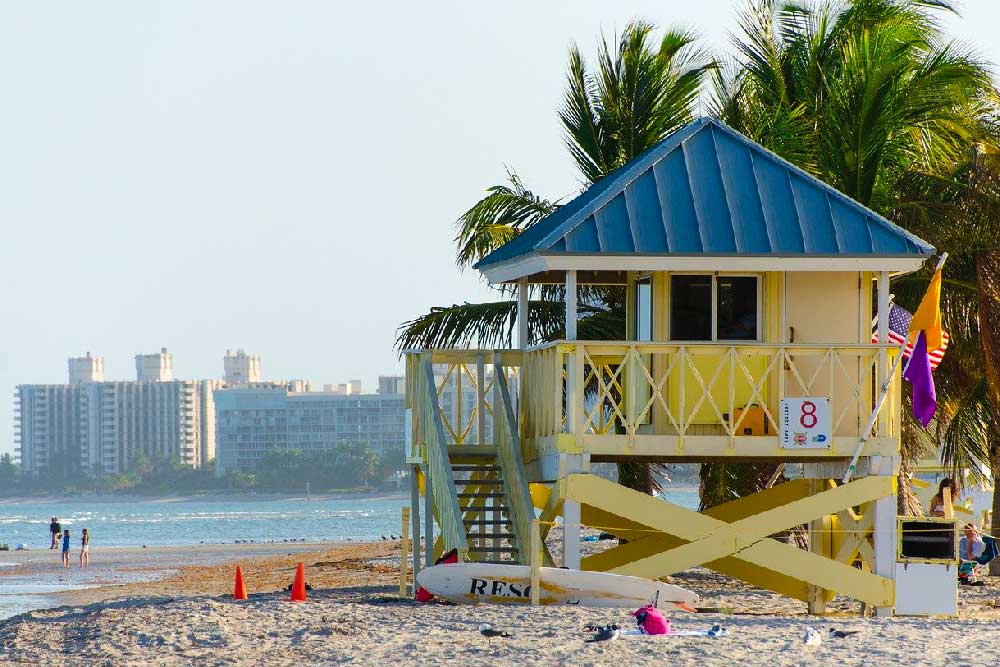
[{"left": 903, "top": 331, "right": 937, "bottom": 427}]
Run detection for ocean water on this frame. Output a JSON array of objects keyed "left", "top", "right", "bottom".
[
  {"left": 0, "top": 495, "right": 410, "bottom": 549},
  {"left": 0, "top": 490, "right": 700, "bottom": 549}
]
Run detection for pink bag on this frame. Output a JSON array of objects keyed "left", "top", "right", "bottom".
[{"left": 632, "top": 605, "right": 671, "bottom": 635}]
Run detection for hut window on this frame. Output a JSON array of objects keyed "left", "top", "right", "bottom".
[
  {"left": 635, "top": 276, "right": 652, "bottom": 341},
  {"left": 670, "top": 275, "right": 713, "bottom": 340},
  {"left": 716, "top": 276, "right": 758, "bottom": 341},
  {"left": 670, "top": 274, "right": 760, "bottom": 342}
]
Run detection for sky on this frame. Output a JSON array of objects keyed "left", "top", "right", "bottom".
[{"left": 1, "top": 1, "right": 997, "bottom": 455}]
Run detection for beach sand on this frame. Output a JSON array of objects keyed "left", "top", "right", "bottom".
[{"left": 2, "top": 539, "right": 1000, "bottom": 665}]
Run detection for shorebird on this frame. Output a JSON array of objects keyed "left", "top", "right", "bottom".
[
  {"left": 585, "top": 625, "right": 619, "bottom": 644},
  {"left": 478, "top": 623, "right": 513, "bottom": 645},
  {"left": 829, "top": 628, "right": 859, "bottom": 639}
]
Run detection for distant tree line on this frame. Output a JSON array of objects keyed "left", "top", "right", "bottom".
[{"left": 0, "top": 444, "right": 406, "bottom": 497}]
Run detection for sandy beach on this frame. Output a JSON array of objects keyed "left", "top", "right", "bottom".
[{"left": 2, "top": 537, "right": 1000, "bottom": 666}]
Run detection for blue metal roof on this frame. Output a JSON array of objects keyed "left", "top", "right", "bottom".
[{"left": 475, "top": 118, "right": 934, "bottom": 270}]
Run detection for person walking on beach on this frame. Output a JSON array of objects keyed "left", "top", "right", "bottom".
[
  {"left": 49, "top": 517, "right": 60, "bottom": 549},
  {"left": 61, "top": 529, "right": 71, "bottom": 568},
  {"left": 80, "top": 528, "right": 90, "bottom": 568}
]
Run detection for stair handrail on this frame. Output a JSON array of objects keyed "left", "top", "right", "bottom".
[
  {"left": 421, "top": 357, "right": 469, "bottom": 560},
  {"left": 493, "top": 359, "right": 535, "bottom": 563}
]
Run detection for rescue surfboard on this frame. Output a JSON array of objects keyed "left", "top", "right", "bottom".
[{"left": 415, "top": 563, "right": 698, "bottom": 609}]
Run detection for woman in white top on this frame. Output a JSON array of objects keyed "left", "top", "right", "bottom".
[{"left": 929, "top": 478, "right": 959, "bottom": 517}]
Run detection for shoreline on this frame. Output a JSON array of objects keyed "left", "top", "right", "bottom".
[
  {"left": 0, "top": 541, "right": 386, "bottom": 621},
  {"left": 0, "top": 490, "right": 408, "bottom": 504}
]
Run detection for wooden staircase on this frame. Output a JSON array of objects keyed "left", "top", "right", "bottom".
[{"left": 451, "top": 454, "right": 520, "bottom": 563}]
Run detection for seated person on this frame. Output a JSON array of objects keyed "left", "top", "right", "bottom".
[
  {"left": 929, "top": 478, "right": 960, "bottom": 517},
  {"left": 958, "top": 523, "right": 998, "bottom": 585}
]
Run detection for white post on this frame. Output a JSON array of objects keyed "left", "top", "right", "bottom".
[
  {"left": 410, "top": 468, "right": 421, "bottom": 583},
  {"left": 871, "top": 454, "right": 898, "bottom": 617},
  {"left": 517, "top": 278, "right": 529, "bottom": 350},
  {"left": 560, "top": 270, "right": 582, "bottom": 569},
  {"left": 565, "top": 270, "right": 578, "bottom": 340},
  {"left": 877, "top": 272, "right": 890, "bottom": 436}
]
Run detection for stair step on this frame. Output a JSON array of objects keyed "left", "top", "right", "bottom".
[
  {"left": 463, "top": 506, "right": 509, "bottom": 513},
  {"left": 457, "top": 492, "right": 505, "bottom": 498},
  {"left": 453, "top": 479, "right": 504, "bottom": 486},
  {"left": 464, "top": 519, "right": 512, "bottom": 526},
  {"left": 451, "top": 465, "right": 500, "bottom": 472},
  {"left": 467, "top": 532, "right": 516, "bottom": 539},
  {"left": 469, "top": 546, "right": 520, "bottom": 554}
]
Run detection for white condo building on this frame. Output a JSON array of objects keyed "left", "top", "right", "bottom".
[
  {"left": 16, "top": 350, "right": 226, "bottom": 476},
  {"left": 224, "top": 349, "right": 261, "bottom": 385},
  {"left": 68, "top": 353, "right": 104, "bottom": 385},
  {"left": 136, "top": 347, "right": 173, "bottom": 382}
]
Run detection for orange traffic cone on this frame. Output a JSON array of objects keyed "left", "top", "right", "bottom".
[
  {"left": 233, "top": 566, "right": 247, "bottom": 601},
  {"left": 290, "top": 562, "right": 307, "bottom": 602}
]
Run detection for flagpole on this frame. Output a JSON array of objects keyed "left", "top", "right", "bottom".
[{"left": 842, "top": 253, "right": 948, "bottom": 484}]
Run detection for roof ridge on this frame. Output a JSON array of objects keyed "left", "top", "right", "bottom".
[{"left": 475, "top": 116, "right": 934, "bottom": 269}]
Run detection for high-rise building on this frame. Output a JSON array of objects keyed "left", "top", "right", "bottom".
[
  {"left": 17, "top": 350, "right": 213, "bottom": 477},
  {"left": 68, "top": 353, "right": 104, "bottom": 385},
  {"left": 79, "top": 380, "right": 208, "bottom": 473},
  {"left": 214, "top": 387, "right": 405, "bottom": 474},
  {"left": 13, "top": 385, "right": 81, "bottom": 475},
  {"left": 223, "top": 349, "right": 261, "bottom": 385},
  {"left": 135, "top": 348, "right": 173, "bottom": 382},
  {"left": 378, "top": 375, "right": 405, "bottom": 395}
]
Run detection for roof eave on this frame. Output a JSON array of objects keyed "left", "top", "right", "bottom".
[{"left": 479, "top": 252, "right": 933, "bottom": 284}]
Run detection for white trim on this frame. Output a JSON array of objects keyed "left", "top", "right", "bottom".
[{"left": 482, "top": 254, "right": 928, "bottom": 283}]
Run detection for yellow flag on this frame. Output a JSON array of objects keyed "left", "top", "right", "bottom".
[{"left": 909, "top": 268, "right": 944, "bottom": 350}]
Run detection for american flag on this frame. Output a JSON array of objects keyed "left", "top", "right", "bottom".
[{"left": 871, "top": 303, "right": 948, "bottom": 370}]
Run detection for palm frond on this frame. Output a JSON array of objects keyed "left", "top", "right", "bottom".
[
  {"left": 454, "top": 170, "right": 558, "bottom": 269},
  {"left": 940, "top": 376, "right": 995, "bottom": 482}
]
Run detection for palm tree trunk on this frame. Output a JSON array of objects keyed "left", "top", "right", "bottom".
[{"left": 974, "top": 252, "right": 1000, "bottom": 575}]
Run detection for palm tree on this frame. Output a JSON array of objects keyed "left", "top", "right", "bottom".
[
  {"left": 709, "top": 0, "right": 996, "bottom": 509},
  {"left": 398, "top": 21, "right": 711, "bottom": 352},
  {"left": 894, "top": 138, "right": 1000, "bottom": 569},
  {"left": 397, "top": 21, "right": 713, "bottom": 493}
]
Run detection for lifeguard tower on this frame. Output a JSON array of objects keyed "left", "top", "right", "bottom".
[{"left": 405, "top": 117, "right": 951, "bottom": 616}]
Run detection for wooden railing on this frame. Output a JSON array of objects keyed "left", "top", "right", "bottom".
[
  {"left": 413, "top": 354, "right": 468, "bottom": 559},
  {"left": 404, "top": 349, "right": 521, "bottom": 454},
  {"left": 493, "top": 361, "right": 534, "bottom": 559},
  {"left": 520, "top": 341, "right": 901, "bottom": 459}
]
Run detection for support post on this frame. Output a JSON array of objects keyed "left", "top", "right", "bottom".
[
  {"left": 400, "top": 506, "right": 410, "bottom": 597},
  {"left": 530, "top": 519, "right": 541, "bottom": 606},
  {"left": 871, "top": 455, "right": 898, "bottom": 617},
  {"left": 561, "top": 270, "right": 582, "bottom": 569},
  {"left": 517, "top": 278, "right": 529, "bottom": 350},
  {"left": 807, "top": 478, "right": 831, "bottom": 614},
  {"left": 565, "top": 270, "right": 577, "bottom": 340},
  {"left": 877, "top": 272, "right": 890, "bottom": 436},
  {"left": 424, "top": 463, "right": 434, "bottom": 568},
  {"left": 562, "top": 457, "right": 582, "bottom": 569},
  {"left": 410, "top": 469, "right": 421, "bottom": 584}
]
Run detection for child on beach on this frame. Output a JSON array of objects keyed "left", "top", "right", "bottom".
[
  {"left": 80, "top": 528, "right": 90, "bottom": 568},
  {"left": 61, "top": 529, "right": 70, "bottom": 568}
]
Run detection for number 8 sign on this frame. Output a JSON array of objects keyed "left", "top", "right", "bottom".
[{"left": 780, "top": 397, "right": 831, "bottom": 449}]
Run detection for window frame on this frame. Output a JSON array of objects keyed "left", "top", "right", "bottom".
[
  {"left": 668, "top": 272, "right": 763, "bottom": 343},
  {"left": 634, "top": 273, "right": 653, "bottom": 342}
]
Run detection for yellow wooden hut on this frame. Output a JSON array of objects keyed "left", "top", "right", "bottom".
[{"left": 405, "top": 117, "right": 946, "bottom": 616}]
